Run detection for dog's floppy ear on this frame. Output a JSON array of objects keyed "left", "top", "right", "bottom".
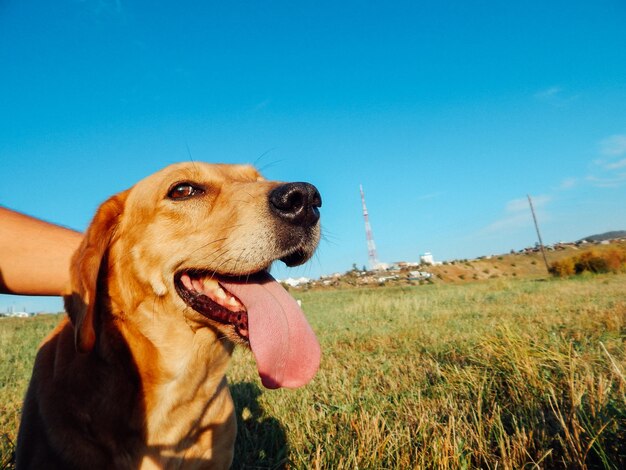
[{"left": 65, "top": 191, "right": 128, "bottom": 353}]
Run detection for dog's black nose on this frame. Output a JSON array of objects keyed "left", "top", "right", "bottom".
[{"left": 269, "top": 182, "right": 321, "bottom": 227}]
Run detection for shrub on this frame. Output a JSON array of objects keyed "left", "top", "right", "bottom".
[
  {"left": 575, "top": 251, "right": 609, "bottom": 274},
  {"left": 550, "top": 246, "right": 626, "bottom": 277},
  {"left": 604, "top": 247, "right": 626, "bottom": 271},
  {"left": 549, "top": 257, "right": 575, "bottom": 277}
]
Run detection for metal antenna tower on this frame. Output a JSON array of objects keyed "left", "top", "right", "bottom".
[{"left": 360, "top": 184, "right": 379, "bottom": 270}]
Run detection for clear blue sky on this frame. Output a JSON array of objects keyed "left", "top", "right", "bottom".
[{"left": 2, "top": 0, "right": 626, "bottom": 312}]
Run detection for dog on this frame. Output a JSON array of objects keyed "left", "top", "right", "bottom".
[{"left": 16, "top": 162, "right": 322, "bottom": 469}]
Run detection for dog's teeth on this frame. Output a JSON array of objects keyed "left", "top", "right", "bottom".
[
  {"left": 184, "top": 274, "right": 245, "bottom": 313},
  {"left": 181, "top": 274, "right": 194, "bottom": 291},
  {"left": 201, "top": 278, "right": 219, "bottom": 294},
  {"left": 202, "top": 278, "right": 219, "bottom": 288},
  {"left": 215, "top": 287, "right": 227, "bottom": 300},
  {"left": 192, "top": 278, "right": 204, "bottom": 293}
]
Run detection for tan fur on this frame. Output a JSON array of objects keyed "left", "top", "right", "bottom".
[{"left": 16, "top": 163, "right": 320, "bottom": 469}]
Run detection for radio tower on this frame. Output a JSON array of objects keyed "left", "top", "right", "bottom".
[{"left": 360, "top": 184, "right": 379, "bottom": 270}]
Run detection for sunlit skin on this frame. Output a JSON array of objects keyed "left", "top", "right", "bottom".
[{"left": 0, "top": 208, "right": 82, "bottom": 296}]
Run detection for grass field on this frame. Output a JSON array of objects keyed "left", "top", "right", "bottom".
[{"left": 1, "top": 274, "right": 625, "bottom": 469}]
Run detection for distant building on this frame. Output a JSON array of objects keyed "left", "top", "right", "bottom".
[
  {"left": 0, "top": 311, "right": 30, "bottom": 318},
  {"left": 391, "top": 261, "right": 421, "bottom": 269},
  {"left": 409, "top": 270, "right": 433, "bottom": 280},
  {"left": 281, "top": 277, "right": 311, "bottom": 287},
  {"left": 420, "top": 252, "right": 442, "bottom": 266},
  {"left": 420, "top": 252, "right": 434, "bottom": 265}
]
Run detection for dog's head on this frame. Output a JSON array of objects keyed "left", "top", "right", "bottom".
[{"left": 65, "top": 162, "right": 322, "bottom": 388}]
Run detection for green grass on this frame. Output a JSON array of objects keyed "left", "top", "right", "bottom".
[
  {"left": 0, "top": 314, "right": 62, "bottom": 469},
  {"left": 2, "top": 275, "right": 626, "bottom": 469}
]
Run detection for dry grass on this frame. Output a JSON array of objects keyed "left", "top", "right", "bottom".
[
  {"left": 228, "top": 274, "right": 626, "bottom": 469},
  {"left": 1, "top": 274, "right": 625, "bottom": 469}
]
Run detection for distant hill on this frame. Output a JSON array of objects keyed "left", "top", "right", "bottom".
[
  {"left": 578, "top": 231, "right": 626, "bottom": 243},
  {"left": 288, "top": 239, "right": 626, "bottom": 291}
]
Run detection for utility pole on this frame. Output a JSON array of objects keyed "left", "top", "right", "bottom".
[{"left": 527, "top": 194, "right": 550, "bottom": 273}]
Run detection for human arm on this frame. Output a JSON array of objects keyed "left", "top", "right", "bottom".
[{"left": 0, "top": 207, "right": 82, "bottom": 296}]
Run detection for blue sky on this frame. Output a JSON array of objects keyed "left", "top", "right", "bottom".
[{"left": 1, "top": 0, "right": 626, "bottom": 312}]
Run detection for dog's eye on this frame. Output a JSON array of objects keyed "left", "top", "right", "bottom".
[{"left": 167, "top": 183, "right": 204, "bottom": 200}]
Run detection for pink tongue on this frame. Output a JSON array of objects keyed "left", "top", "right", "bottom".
[{"left": 219, "top": 273, "right": 321, "bottom": 389}]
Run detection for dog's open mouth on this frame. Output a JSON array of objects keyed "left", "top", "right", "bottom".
[
  {"left": 175, "top": 271, "right": 252, "bottom": 340},
  {"left": 174, "top": 269, "right": 321, "bottom": 389}
]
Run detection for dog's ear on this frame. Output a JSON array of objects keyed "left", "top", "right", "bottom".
[{"left": 65, "top": 191, "right": 128, "bottom": 353}]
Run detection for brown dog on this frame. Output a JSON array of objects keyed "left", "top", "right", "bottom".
[{"left": 16, "top": 162, "right": 322, "bottom": 469}]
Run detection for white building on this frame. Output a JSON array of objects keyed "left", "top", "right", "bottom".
[
  {"left": 420, "top": 252, "right": 442, "bottom": 266},
  {"left": 409, "top": 270, "right": 433, "bottom": 280},
  {"left": 281, "top": 277, "right": 311, "bottom": 287},
  {"left": 420, "top": 252, "right": 434, "bottom": 265},
  {"left": 0, "top": 311, "right": 30, "bottom": 318}
]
